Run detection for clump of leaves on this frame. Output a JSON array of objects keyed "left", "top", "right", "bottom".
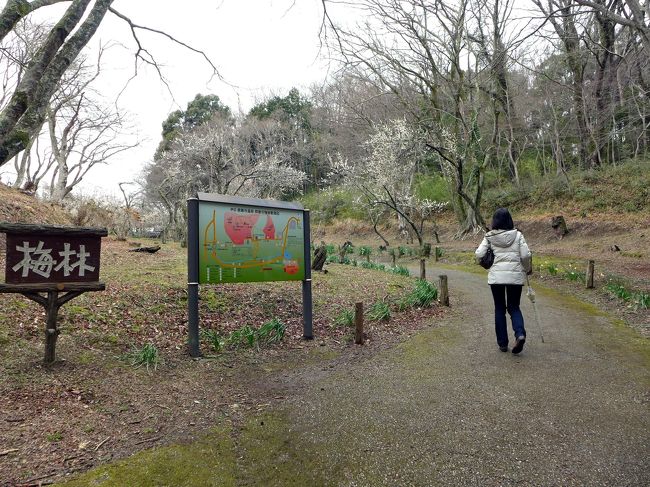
[
  {"left": 368, "top": 301, "right": 391, "bottom": 322},
  {"left": 228, "top": 320, "right": 287, "bottom": 349},
  {"left": 358, "top": 246, "right": 372, "bottom": 261},
  {"left": 564, "top": 270, "right": 585, "bottom": 283},
  {"left": 407, "top": 279, "right": 438, "bottom": 307},
  {"left": 390, "top": 265, "right": 410, "bottom": 276},
  {"left": 606, "top": 282, "right": 632, "bottom": 301},
  {"left": 127, "top": 343, "right": 160, "bottom": 370},
  {"left": 333, "top": 309, "right": 354, "bottom": 327},
  {"left": 229, "top": 325, "right": 257, "bottom": 348},
  {"left": 435, "top": 247, "right": 444, "bottom": 259},
  {"left": 634, "top": 292, "right": 649, "bottom": 309},
  {"left": 257, "top": 318, "right": 287, "bottom": 344},
  {"left": 201, "top": 329, "right": 225, "bottom": 352},
  {"left": 47, "top": 432, "right": 63, "bottom": 442},
  {"left": 544, "top": 262, "right": 559, "bottom": 275}
]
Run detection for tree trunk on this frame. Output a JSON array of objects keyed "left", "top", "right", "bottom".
[
  {"left": 0, "top": 0, "right": 114, "bottom": 166},
  {"left": 11, "top": 139, "right": 33, "bottom": 188}
]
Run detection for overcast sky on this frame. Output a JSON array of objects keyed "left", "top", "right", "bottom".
[{"left": 5, "top": 0, "right": 334, "bottom": 198}]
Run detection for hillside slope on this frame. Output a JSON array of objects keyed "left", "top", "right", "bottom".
[{"left": 0, "top": 183, "right": 71, "bottom": 225}]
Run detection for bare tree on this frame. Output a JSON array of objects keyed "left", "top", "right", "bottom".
[
  {"left": 332, "top": 119, "right": 446, "bottom": 252},
  {"left": 0, "top": 0, "right": 216, "bottom": 167},
  {"left": 144, "top": 113, "right": 307, "bottom": 242},
  {"left": 323, "top": 0, "right": 491, "bottom": 235}
]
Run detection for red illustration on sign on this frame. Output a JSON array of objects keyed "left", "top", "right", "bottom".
[
  {"left": 262, "top": 215, "right": 275, "bottom": 240},
  {"left": 223, "top": 212, "right": 260, "bottom": 245}
]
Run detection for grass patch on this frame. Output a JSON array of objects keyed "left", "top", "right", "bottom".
[
  {"left": 201, "top": 329, "right": 226, "bottom": 352},
  {"left": 390, "top": 265, "right": 410, "bottom": 277},
  {"left": 333, "top": 309, "right": 354, "bottom": 327},
  {"left": 367, "top": 301, "right": 391, "bottom": 322},
  {"left": 47, "top": 432, "right": 63, "bottom": 442},
  {"left": 126, "top": 343, "right": 160, "bottom": 370},
  {"left": 407, "top": 279, "right": 438, "bottom": 308},
  {"left": 257, "top": 318, "right": 287, "bottom": 344}
]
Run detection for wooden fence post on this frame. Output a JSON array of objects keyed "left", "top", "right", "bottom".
[
  {"left": 586, "top": 260, "right": 595, "bottom": 289},
  {"left": 438, "top": 275, "right": 449, "bottom": 306},
  {"left": 420, "top": 259, "right": 426, "bottom": 280},
  {"left": 355, "top": 302, "right": 364, "bottom": 345}
]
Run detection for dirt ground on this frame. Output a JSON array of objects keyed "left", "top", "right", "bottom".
[
  {"left": 1, "top": 212, "right": 648, "bottom": 486},
  {"left": 0, "top": 239, "right": 443, "bottom": 486},
  {"left": 42, "top": 264, "right": 650, "bottom": 486}
]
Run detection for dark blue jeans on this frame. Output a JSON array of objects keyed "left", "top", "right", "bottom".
[{"left": 490, "top": 284, "right": 526, "bottom": 347}]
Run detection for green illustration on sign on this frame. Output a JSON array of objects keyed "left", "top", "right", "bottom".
[{"left": 198, "top": 202, "right": 305, "bottom": 284}]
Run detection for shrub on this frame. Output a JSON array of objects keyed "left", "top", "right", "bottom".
[
  {"left": 300, "top": 188, "right": 365, "bottom": 223},
  {"left": 358, "top": 246, "right": 372, "bottom": 261}
]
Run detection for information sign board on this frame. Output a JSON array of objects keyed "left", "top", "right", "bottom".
[
  {"left": 186, "top": 194, "right": 313, "bottom": 357},
  {"left": 198, "top": 199, "right": 305, "bottom": 284}
]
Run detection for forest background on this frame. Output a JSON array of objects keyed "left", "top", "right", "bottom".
[{"left": 0, "top": 0, "right": 648, "bottom": 243}]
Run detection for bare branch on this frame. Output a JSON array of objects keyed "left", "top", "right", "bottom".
[{"left": 108, "top": 7, "right": 220, "bottom": 80}]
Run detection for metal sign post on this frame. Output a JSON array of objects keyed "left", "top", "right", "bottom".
[
  {"left": 187, "top": 197, "right": 200, "bottom": 357},
  {"left": 186, "top": 194, "right": 314, "bottom": 356},
  {"left": 302, "top": 209, "right": 313, "bottom": 339},
  {"left": 0, "top": 223, "right": 107, "bottom": 363}
]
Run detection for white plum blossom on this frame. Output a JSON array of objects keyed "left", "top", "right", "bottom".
[{"left": 337, "top": 118, "right": 447, "bottom": 246}]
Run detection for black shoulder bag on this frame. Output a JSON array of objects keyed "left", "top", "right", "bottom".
[{"left": 479, "top": 238, "right": 494, "bottom": 269}]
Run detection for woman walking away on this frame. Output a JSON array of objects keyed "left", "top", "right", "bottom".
[{"left": 475, "top": 208, "right": 532, "bottom": 354}]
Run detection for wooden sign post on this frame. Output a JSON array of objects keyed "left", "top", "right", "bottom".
[{"left": 0, "top": 223, "right": 107, "bottom": 363}]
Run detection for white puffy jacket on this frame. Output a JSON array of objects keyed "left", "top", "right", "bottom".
[{"left": 475, "top": 229, "right": 531, "bottom": 285}]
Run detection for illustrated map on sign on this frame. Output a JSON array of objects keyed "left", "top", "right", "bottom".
[{"left": 199, "top": 203, "right": 305, "bottom": 284}]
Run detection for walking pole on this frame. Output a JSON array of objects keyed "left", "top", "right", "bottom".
[{"left": 526, "top": 275, "right": 545, "bottom": 343}]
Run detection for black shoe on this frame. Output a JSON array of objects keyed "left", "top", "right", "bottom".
[
  {"left": 512, "top": 336, "right": 525, "bottom": 354},
  {"left": 499, "top": 345, "right": 508, "bottom": 352}
]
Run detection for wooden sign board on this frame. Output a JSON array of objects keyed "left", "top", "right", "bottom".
[
  {"left": 1, "top": 223, "right": 106, "bottom": 287},
  {"left": 0, "top": 223, "right": 108, "bottom": 363},
  {"left": 5, "top": 234, "right": 101, "bottom": 284}
]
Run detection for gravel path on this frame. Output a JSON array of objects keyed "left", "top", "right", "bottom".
[{"left": 276, "top": 267, "right": 649, "bottom": 486}]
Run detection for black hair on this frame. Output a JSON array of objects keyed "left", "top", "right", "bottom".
[{"left": 491, "top": 207, "right": 514, "bottom": 230}]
